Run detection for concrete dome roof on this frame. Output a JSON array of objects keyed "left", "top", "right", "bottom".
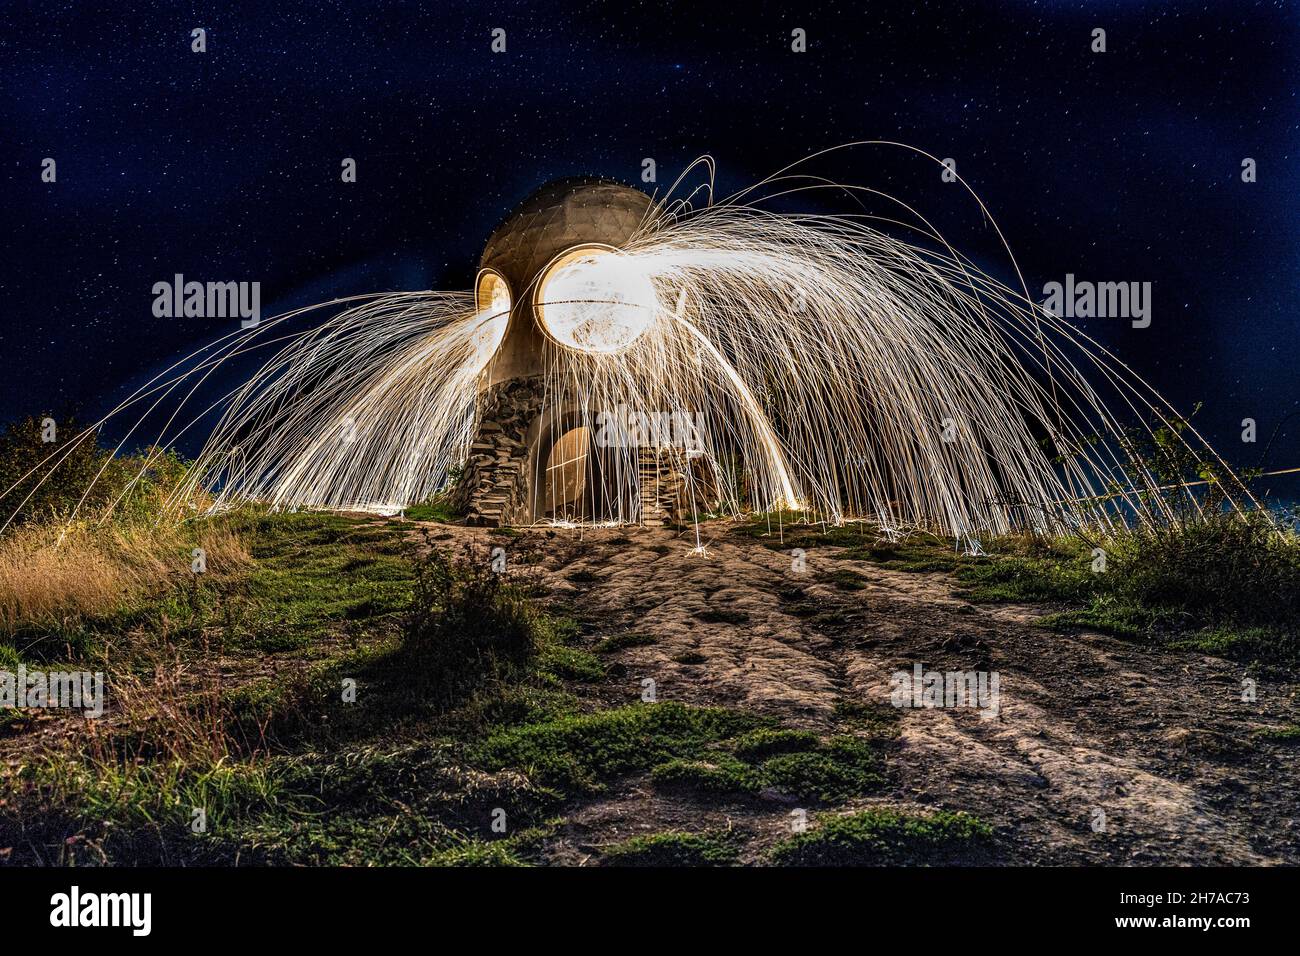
[
  {"left": 480, "top": 178, "right": 652, "bottom": 296},
  {"left": 478, "top": 178, "right": 653, "bottom": 386}
]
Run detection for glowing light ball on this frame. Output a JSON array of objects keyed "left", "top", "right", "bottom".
[
  {"left": 470, "top": 270, "right": 511, "bottom": 363},
  {"left": 535, "top": 246, "right": 659, "bottom": 353},
  {"left": 35, "top": 156, "right": 1254, "bottom": 538},
  {"left": 476, "top": 177, "right": 652, "bottom": 384},
  {"left": 475, "top": 270, "right": 511, "bottom": 316}
]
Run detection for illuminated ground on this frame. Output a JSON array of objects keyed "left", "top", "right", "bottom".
[
  {"left": 1, "top": 512, "right": 1296, "bottom": 865},
  {"left": 424, "top": 520, "right": 1298, "bottom": 865}
]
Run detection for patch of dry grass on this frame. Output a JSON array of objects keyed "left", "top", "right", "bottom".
[{"left": 0, "top": 516, "right": 250, "bottom": 637}]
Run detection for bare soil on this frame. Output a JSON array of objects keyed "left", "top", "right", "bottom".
[{"left": 431, "top": 520, "right": 1300, "bottom": 865}]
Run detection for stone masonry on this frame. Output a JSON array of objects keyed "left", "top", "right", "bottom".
[
  {"left": 453, "top": 377, "right": 700, "bottom": 527},
  {"left": 453, "top": 377, "right": 544, "bottom": 527}
]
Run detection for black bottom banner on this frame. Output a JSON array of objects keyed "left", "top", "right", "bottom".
[{"left": 0, "top": 865, "right": 1283, "bottom": 941}]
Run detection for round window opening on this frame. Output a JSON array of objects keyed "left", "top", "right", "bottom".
[{"left": 535, "top": 247, "right": 659, "bottom": 354}]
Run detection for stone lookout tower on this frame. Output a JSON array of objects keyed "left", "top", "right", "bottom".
[{"left": 450, "top": 178, "right": 687, "bottom": 527}]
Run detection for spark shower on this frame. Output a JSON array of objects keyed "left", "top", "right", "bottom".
[{"left": 1, "top": 144, "right": 1255, "bottom": 540}]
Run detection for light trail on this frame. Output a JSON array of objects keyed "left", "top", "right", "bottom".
[{"left": 1, "top": 148, "right": 1259, "bottom": 538}]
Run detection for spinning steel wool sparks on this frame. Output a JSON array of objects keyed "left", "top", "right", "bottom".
[{"left": 2, "top": 146, "right": 1256, "bottom": 538}]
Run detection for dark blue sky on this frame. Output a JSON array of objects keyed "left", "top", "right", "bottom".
[{"left": 1, "top": 0, "right": 1297, "bottom": 495}]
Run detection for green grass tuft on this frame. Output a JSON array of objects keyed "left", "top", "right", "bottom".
[
  {"left": 1252, "top": 724, "right": 1300, "bottom": 743},
  {"left": 1167, "top": 627, "right": 1299, "bottom": 664},
  {"left": 537, "top": 644, "right": 607, "bottom": 682},
  {"left": 472, "top": 702, "right": 771, "bottom": 796},
  {"left": 0, "top": 642, "right": 22, "bottom": 669},
  {"left": 396, "top": 535, "right": 543, "bottom": 710},
  {"left": 646, "top": 731, "right": 886, "bottom": 804},
  {"left": 843, "top": 541, "right": 963, "bottom": 573},
  {"left": 650, "top": 755, "right": 760, "bottom": 794},
  {"left": 403, "top": 496, "right": 464, "bottom": 523},
  {"left": 731, "top": 728, "right": 820, "bottom": 762},
  {"left": 424, "top": 840, "right": 530, "bottom": 866},
  {"left": 758, "top": 736, "right": 884, "bottom": 803},
  {"left": 770, "top": 808, "right": 992, "bottom": 865},
  {"left": 601, "top": 829, "right": 745, "bottom": 866},
  {"left": 731, "top": 515, "right": 876, "bottom": 552},
  {"left": 826, "top": 568, "right": 870, "bottom": 590},
  {"left": 833, "top": 699, "right": 902, "bottom": 737}
]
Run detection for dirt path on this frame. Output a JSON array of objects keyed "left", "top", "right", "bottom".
[{"left": 428, "top": 520, "right": 1300, "bottom": 865}]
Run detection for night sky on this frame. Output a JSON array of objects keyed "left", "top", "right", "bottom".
[{"left": 2, "top": 1, "right": 1297, "bottom": 499}]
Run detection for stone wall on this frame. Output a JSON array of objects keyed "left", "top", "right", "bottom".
[
  {"left": 637, "top": 446, "right": 688, "bottom": 526},
  {"left": 453, "top": 376, "right": 708, "bottom": 527},
  {"left": 452, "top": 377, "right": 544, "bottom": 527}
]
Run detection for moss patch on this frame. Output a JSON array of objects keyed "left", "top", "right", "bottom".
[
  {"left": 650, "top": 755, "right": 760, "bottom": 795},
  {"left": 771, "top": 808, "right": 992, "bottom": 865},
  {"left": 758, "top": 736, "right": 884, "bottom": 803},
  {"left": 472, "top": 702, "right": 771, "bottom": 796},
  {"left": 403, "top": 496, "right": 463, "bottom": 523},
  {"left": 732, "top": 728, "right": 821, "bottom": 762},
  {"left": 595, "top": 632, "right": 658, "bottom": 654},
  {"left": 601, "top": 829, "right": 744, "bottom": 866}
]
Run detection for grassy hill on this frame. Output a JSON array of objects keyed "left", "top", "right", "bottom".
[{"left": 1, "top": 506, "right": 1297, "bottom": 865}]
